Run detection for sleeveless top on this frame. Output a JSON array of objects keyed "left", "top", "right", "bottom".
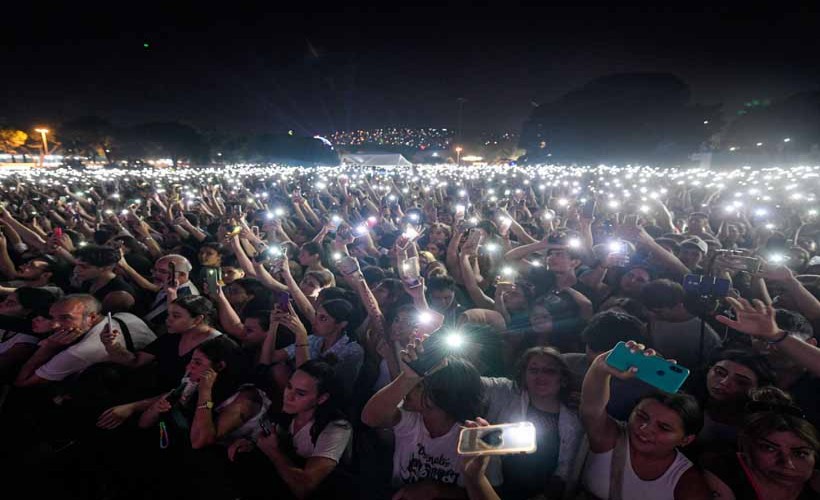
[{"left": 583, "top": 430, "right": 693, "bottom": 500}]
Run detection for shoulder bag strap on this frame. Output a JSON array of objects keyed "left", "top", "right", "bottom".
[{"left": 609, "top": 423, "right": 627, "bottom": 500}]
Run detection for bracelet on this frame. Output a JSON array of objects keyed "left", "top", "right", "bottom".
[{"left": 767, "top": 330, "right": 790, "bottom": 344}]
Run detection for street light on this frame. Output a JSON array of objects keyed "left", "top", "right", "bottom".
[
  {"left": 455, "top": 146, "right": 463, "bottom": 166},
  {"left": 34, "top": 128, "right": 49, "bottom": 167}
]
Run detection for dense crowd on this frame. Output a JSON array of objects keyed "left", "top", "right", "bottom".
[
  {"left": 327, "top": 128, "right": 454, "bottom": 149},
  {"left": 0, "top": 163, "right": 819, "bottom": 500}
]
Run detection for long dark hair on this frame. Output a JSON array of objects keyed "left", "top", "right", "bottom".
[
  {"left": 294, "top": 360, "right": 349, "bottom": 445},
  {"left": 172, "top": 295, "right": 217, "bottom": 326},
  {"left": 195, "top": 336, "right": 248, "bottom": 405},
  {"left": 319, "top": 299, "right": 358, "bottom": 341},
  {"left": 422, "top": 357, "right": 484, "bottom": 423}
]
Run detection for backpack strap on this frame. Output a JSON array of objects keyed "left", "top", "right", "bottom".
[
  {"left": 609, "top": 423, "right": 628, "bottom": 500},
  {"left": 112, "top": 316, "right": 135, "bottom": 352}
]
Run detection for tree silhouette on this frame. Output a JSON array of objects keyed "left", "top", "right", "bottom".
[{"left": 520, "top": 73, "right": 723, "bottom": 165}]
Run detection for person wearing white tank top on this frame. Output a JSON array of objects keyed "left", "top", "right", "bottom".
[{"left": 580, "top": 341, "right": 712, "bottom": 499}]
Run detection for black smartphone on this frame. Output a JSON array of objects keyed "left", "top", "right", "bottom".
[
  {"left": 168, "top": 261, "right": 177, "bottom": 286},
  {"left": 275, "top": 292, "right": 291, "bottom": 311},
  {"left": 406, "top": 332, "right": 462, "bottom": 377},
  {"left": 259, "top": 420, "right": 272, "bottom": 437}
]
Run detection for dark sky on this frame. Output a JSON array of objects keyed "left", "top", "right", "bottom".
[{"left": 2, "top": 3, "right": 819, "bottom": 137}]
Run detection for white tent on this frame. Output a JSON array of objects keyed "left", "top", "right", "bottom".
[{"left": 341, "top": 153, "right": 412, "bottom": 167}]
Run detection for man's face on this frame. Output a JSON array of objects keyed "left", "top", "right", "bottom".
[
  {"left": 152, "top": 259, "right": 187, "bottom": 286},
  {"left": 49, "top": 301, "right": 97, "bottom": 335},
  {"left": 429, "top": 289, "right": 455, "bottom": 313},
  {"left": 18, "top": 259, "right": 51, "bottom": 280},
  {"left": 688, "top": 216, "right": 708, "bottom": 234},
  {"left": 221, "top": 266, "right": 244, "bottom": 285},
  {"left": 546, "top": 249, "right": 577, "bottom": 274},
  {"left": 678, "top": 246, "right": 704, "bottom": 270},
  {"left": 73, "top": 259, "right": 104, "bottom": 283}
]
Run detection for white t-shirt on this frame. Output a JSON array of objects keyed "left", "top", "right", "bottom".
[
  {"left": 391, "top": 409, "right": 502, "bottom": 488},
  {"left": 288, "top": 418, "right": 352, "bottom": 463},
  {"left": 36, "top": 312, "right": 157, "bottom": 381}
]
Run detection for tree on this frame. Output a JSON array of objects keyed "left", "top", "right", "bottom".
[
  {"left": 0, "top": 129, "right": 28, "bottom": 154},
  {"left": 60, "top": 116, "right": 118, "bottom": 164},
  {"left": 520, "top": 73, "right": 723, "bottom": 165},
  {"left": 721, "top": 91, "right": 820, "bottom": 153},
  {"left": 123, "top": 122, "right": 209, "bottom": 167}
]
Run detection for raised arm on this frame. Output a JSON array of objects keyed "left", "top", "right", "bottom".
[
  {"left": 760, "top": 265, "right": 820, "bottom": 321},
  {"left": 717, "top": 297, "right": 820, "bottom": 378}
]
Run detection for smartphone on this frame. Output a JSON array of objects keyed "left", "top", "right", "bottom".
[
  {"left": 401, "top": 256, "right": 422, "bottom": 288},
  {"left": 259, "top": 419, "right": 272, "bottom": 437},
  {"left": 624, "top": 214, "right": 639, "bottom": 226},
  {"left": 406, "top": 331, "right": 462, "bottom": 377},
  {"left": 581, "top": 199, "right": 597, "bottom": 219},
  {"left": 205, "top": 267, "right": 223, "bottom": 295},
  {"left": 168, "top": 261, "right": 177, "bottom": 286},
  {"left": 275, "top": 292, "right": 291, "bottom": 311},
  {"left": 606, "top": 341, "right": 690, "bottom": 393},
  {"left": 717, "top": 253, "right": 762, "bottom": 274},
  {"left": 457, "top": 422, "right": 537, "bottom": 456},
  {"left": 54, "top": 227, "right": 63, "bottom": 239},
  {"left": 106, "top": 312, "right": 114, "bottom": 336},
  {"left": 227, "top": 226, "right": 242, "bottom": 237}
]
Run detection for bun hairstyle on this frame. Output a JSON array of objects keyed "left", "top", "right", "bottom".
[{"left": 740, "top": 386, "right": 819, "bottom": 454}]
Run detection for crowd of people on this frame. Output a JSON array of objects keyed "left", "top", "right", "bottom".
[{"left": 0, "top": 163, "right": 819, "bottom": 499}]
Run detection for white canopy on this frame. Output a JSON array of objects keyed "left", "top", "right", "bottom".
[{"left": 341, "top": 153, "right": 412, "bottom": 167}]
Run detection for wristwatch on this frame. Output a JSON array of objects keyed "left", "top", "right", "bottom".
[{"left": 197, "top": 401, "right": 214, "bottom": 410}]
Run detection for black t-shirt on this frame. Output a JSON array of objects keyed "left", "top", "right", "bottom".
[
  {"left": 142, "top": 335, "right": 194, "bottom": 392},
  {"left": 92, "top": 276, "right": 138, "bottom": 303},
  {"left": 125, "top": 253, "right": 154, "bottom": 278},
  {"left": 786, "top": 373, "right": 820, "bottom": 432}
]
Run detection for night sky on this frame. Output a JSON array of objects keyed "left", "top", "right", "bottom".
[{"left": 2, "top": 3, "right": 819, "bottom": 137}]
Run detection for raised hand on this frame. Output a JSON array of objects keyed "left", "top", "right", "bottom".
[{"left": 715, "top": 297, "right": 780, "bottom": 340}]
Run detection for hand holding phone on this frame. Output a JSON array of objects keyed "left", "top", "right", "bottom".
[
  {"left": 605, "top": 341, "right": 689, "bottom": 393},
  {"left": 403, "top": 331, "right": 462, "bottom": 377},
  {"left": 458, "top": 422, "right": 537, "bottom": 456}
]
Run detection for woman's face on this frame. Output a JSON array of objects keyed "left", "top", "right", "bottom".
[
  {"left": 372, "top": 283, "right": 392, "bottom": 308},
  {"left": 707, "top": 360, "right": 758, "bottom": 402},
  {"left": 283, "top": 369, "right": 326, "bottom": 415},
  {"left": 747, "top": 431, "right": 816, "bottom": 487},
  {"left": 503, "top": 288, "right": 528, "bottom": 312},
  {"left": 620, "top": 268, "right": 650, "bottom": 295},
  {"left": 0, "top": 293, "right": 24, "bottom": 316},
  {"left": 242, "top": 317, "right": 267, "bottom": 345},
  {"left": 312, "top": 305, "right": 341, "bottom": 337},
  {"left": 198, "top": 247, "right": 221, "bottom": 267},
  {"left": 226, "top": 284, "right": 251, "bottom": 307},
  {"left": 529, "top": 305, "right": 553, "bottom": 334},
  {"left": 185, "top": 349, "right": 216, "bottom": 383},
  {"left": 627, "top": 399, "right": 692, "bottom": 456},
  {"left": 430, "top": 228, "right": 448, "bottom": 244},
  {"left": 299, "top": 276, "right": 322, "bottom": 298},
  {"left": 389, "top": 309, "right": 417, "bottom": 345},
  {"left": 298, "top": 249, "right": 315, "bottom": 267},
  {"left": 165, "top": 304, "right": 201, "bottom": 334},
  {"left": 523, "top": 355, "right": 564, "bottom": 400}
]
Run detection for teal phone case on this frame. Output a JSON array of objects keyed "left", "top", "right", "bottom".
[{"left": 605, "top": 341, "right": 689, "bottom": 393}]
